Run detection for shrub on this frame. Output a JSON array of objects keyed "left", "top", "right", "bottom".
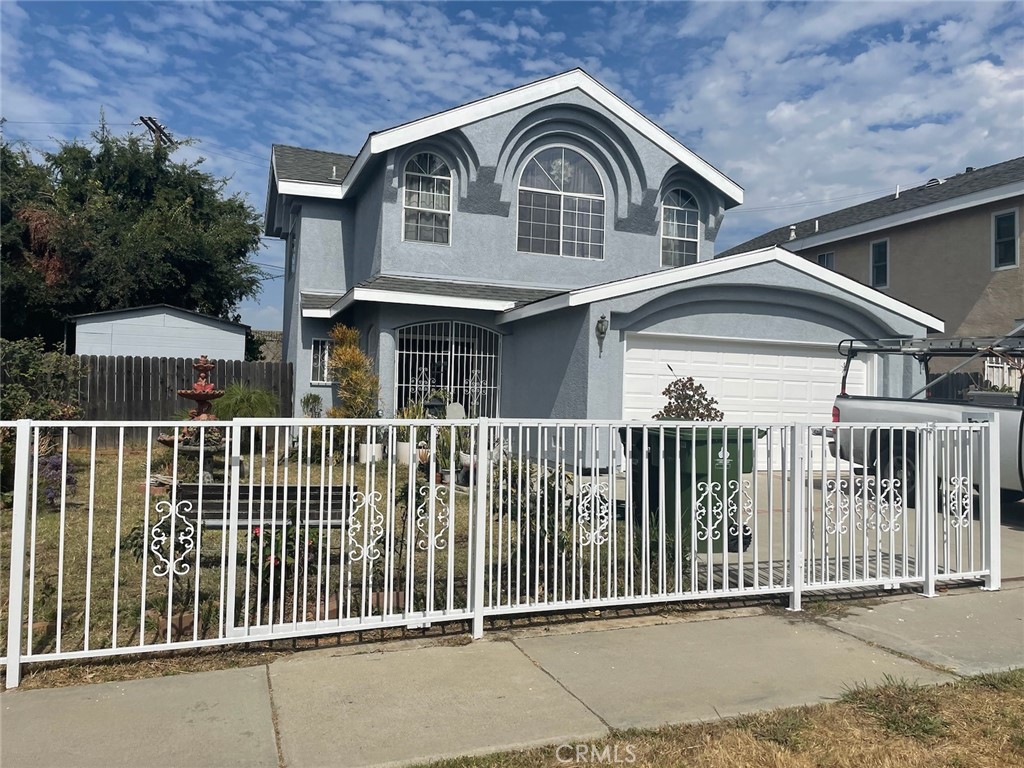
[
  {"left": 300, "top": 392, "right": 323, "bottom": 418},
  {"left": 326, "top": 325, "right": 380, "bottom": 419},
  {"left": 211, "top": 383, "right": 279, "bottom": 420},
  {"left": 0, "top": 337, "right": 86, "bottom": 491},
  {"left": 653, "top": 375, "right": 724, "bottom": 421}
]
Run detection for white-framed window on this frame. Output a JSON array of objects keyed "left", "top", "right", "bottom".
[
  {"left": 870, "top": 239, "right": 888, "bottom": 288},
  {"left": 310, "top": 338, "right": 332, "bottom": 385},
  {"left": 993, "top": 209, "right": 1018, "bottom": 269},
  {"left": 816, "top": 252, "right": 835, "bottom": 270},
  {"left": 517, "top": 146, "right": 605, "bottom": 259},
  {"left": 661, "top": 189, "right": 699, "bottom": 267},
  {"left": 403, "top": 152, "right": 451, "bottom": 244}
]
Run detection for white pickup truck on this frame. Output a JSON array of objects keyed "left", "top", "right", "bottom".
[{"left": 829, "top": 331, "right": 1024, "bottom": 502}]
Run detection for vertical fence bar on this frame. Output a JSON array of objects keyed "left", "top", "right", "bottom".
[
  {"left": 471, "top": 417, "right": 490, "bottom": 638},
  {"left": 787, "top": 425, "right": 805, "bottom": 612},
  {"left": 225, "top": 422, "right": 243, "bottom": 634},
  {"left": 982, "top": 419, "right": 1001, "bottom": 591},
  {"left": 5, "top": 420, "right": 32, "bottom": 689},
  {"left": 921, "top": 425, "right": 937, "bottom": 597}
]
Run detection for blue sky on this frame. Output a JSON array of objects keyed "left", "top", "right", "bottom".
[{"left": 2, "top": 1, "right": 1022, "bottom": 330}]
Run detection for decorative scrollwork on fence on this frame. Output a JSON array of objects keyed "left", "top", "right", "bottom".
[
  {"left": 694, "top": 479, "right": 753, "bottom": 544},
  {"left": 824, "top": 479, "right": 852, "bottom": 535},
  {"left": 945, "top": 476, "right": 973, "bottom": 528},
  {"left": 847, "top": 476, "right": 903, "bottom": 534},
  {"left": 415, "top": 483, "right": 451, "bottom": 551},
  {"left": 150, "top": 500, "right": 196, "bottom": 578},
  {"left": 577, "top": 482, "right": 611, "bottom": 546},
  {"left": 347, "top": 490, "right": 385, "bottom": 563}
]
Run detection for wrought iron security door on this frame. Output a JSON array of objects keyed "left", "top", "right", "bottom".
[{"left": 394, "top": 321, "right": 501, "bottom": 416}]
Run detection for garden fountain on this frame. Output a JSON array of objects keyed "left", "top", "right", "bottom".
[{"left": 157, "top": 355, "right": 225, "bottom": 449}]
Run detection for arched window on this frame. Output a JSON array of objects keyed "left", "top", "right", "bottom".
[
  {"left": 403, "top": 152, "right": 452, "bottom": 244},
  {"left": 661, "top": 189, "right": 699, "bottom": 267},
  {"left": 517, "top": 147, "right": 604, "bottom": 259}
]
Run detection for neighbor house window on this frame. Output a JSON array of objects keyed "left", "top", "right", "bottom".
[
  {"left": 517, "top": 147, "right": 604, "bottom": 259},
  {"left": 311, "top": 338, "right": 332, "bottom": 384},
  {"left": 816, "top": 252, "right": 835, "bottom": 270},
  {"left": 870, "top": 240, "right": 888, "bottom": 288},
  {"left": 993, "top": 210, "right": 1018, "bottom": 269},
  {"left": 403, "top": 152, "right": 451, "bottom": 244},
  {"left": 661, "top": 189, "right": 699, "bottom": 267}
]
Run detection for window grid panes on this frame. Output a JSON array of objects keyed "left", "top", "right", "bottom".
[
  {"left": 661, "top": 189, "right": 699, "bottom": 267},
  {"left": 817, "top": 252, "right": 835, "bottom": 270},
  {"left": 517, "top": 147, "right": 604, "bottom": 259},
  {"left": 871, "top": 241, "right": 888, "bottom": 287},
  {"left": 311, "top": 338, "right": 332, "bottom": 384},
  {"left": 404, "top": 153, "right": 451, "bottom": 244},
  {"left": 994, "top": 211, "right": 1017, "bottom": 268}
]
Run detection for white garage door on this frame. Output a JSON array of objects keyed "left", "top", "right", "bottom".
[{"left": 623, "top": 334, "right": 872, "bottom": 423}]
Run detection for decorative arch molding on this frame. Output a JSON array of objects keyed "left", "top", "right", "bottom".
[
  {"left": 617, "top": 284, "right": 903, "bottom": 342},
  {"left": 495, "top": 105, "right": 647, "bottom": 218},
  {"left": 392, "top": 130, "right": 480, "bottom": 200},
  {"left": 657, "top": 166, "right": 726, "bottom": 243}
]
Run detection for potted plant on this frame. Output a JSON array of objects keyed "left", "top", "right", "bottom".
[
  {"left": 325, "top": 324, "right": 382, "bottom": 462},
  {"left": 394, "top": 398, "right": 428, "bottom": 465}
]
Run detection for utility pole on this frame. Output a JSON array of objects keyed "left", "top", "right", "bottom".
[{"left": 136, "top": 116, "right": 176, "bottom": 149}]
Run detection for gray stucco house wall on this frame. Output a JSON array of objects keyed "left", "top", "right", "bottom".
[
  {"left": 266, "top": 70, "right": 942, "bottom": 423},
  {"left": 72, "top": 305, "right": 248, "bottom": 360}
]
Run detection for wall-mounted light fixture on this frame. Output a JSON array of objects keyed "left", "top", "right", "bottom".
[{"left": 595, "top": 314, "right": 609, "bottom": 357}]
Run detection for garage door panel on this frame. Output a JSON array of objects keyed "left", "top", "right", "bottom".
[{"left": 624, "top": 335, "right": 871, "bottom": 423}]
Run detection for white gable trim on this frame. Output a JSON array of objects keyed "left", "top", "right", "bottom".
[
  {"left": 497, "top": 246, "right": 944, "bottom": 331},
  {"left": 788, "top": 180, "right": 1024, "bottom": 252},
  {"left": 278, "top": 70, "right": 742, "bottom": 206},
  {"left": 278, "top": 180, "right": 345, "bottom": 199}
]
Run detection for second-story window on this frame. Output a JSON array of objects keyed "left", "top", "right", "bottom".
[
  {"left": 816, "top": 252, "right": 835, "bottom": 270},
  {"left": 661, "top": 189, "right": 699, "bottom": 267},
  {"left": 518, "top": 147, "right": 604, "bottom": 259},
  {"left": 870, "top": 239, "right": 888, "bottom": 288},
  {"left": 994, "top": 210, "right": 1018, "bottom": 269},
  {"left": 404, "top": 152, "right": 451, "bottom": 244}
]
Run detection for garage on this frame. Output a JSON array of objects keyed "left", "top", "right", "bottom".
[{"left": 623, "top": 333, "right": 872, "bottom": 422}]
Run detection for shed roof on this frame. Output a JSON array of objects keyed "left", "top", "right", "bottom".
[{"left": 68, "top": 304, "right": 250, "bottom": 331}]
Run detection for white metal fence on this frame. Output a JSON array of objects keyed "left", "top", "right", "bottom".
[{"left": 1, "top": 417, "right": 1001, "bottom": 688}]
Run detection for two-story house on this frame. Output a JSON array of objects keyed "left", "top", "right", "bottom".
[
  {"left": 719, "top": 157, "right": 1023, "bottom": 382},
  {"left": 265, "top": 70, "right": 941, "bottom": 422}
]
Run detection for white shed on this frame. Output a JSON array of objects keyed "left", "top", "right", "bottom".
[{"left": 71, "top": 305, "right": 249, "bottom": 360}]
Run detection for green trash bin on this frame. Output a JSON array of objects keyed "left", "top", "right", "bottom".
[{"left": 619, "top": 425, "right": 756, "bottom": 553}]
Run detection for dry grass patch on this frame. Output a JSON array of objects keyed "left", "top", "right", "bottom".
[{"left": 420, "top": 669, "right": 1024, "bottom": 768}]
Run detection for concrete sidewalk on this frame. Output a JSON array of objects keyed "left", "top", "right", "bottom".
[{"left": 3, "top": 582, "right": 1022, "bottom": 768}]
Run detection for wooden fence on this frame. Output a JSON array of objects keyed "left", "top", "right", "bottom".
[{"left": 70, "top": 355, "right": 293, "bottom": 446}]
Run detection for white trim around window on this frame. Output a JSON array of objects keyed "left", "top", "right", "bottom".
[
  {"left": 401, "top": 152, "right": 453, "bottom": 246},
  {"left": 516, "top": 145, "right": 606, "bottom": 260},
  {"left": 869, "top": 238, "right": 889, "bottom": 288},
  {"left": 661, "top": 189, "right": 700, "bottom": 267},
  {"left": 992, "top": 208, "right": 1019, "bottom": 270},
  {"left": 310, "top": 338, "right": 333, "bottom": 385}
]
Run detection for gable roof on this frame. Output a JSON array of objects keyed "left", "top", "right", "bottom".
[
  {"left": 272, "top": 144, "right": 356, "bottom": 186},
  {"left": 500, "top": 246, "right": 943, "bottom": 332},
  {"left": 270, "top": 69, "right": 742, "bottom": 208},
  {"left": 719, "top": 155, "right": 1024, "bottom": 257},
  {"left": 68, "top": 304, "right": 250, "bottom": 331}
]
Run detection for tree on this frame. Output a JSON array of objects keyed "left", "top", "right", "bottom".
[{"left": 1, "top": 123, "right": 266, "bottom": 345}]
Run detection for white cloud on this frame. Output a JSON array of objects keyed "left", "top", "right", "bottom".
[{"left": 3, "top": 0, "right": 1021, "bottom": 327}]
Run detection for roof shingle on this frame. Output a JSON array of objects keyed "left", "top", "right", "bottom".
[
  {"left": 273, "top": 144, "right": 356, "bottom": 185},
  {"left": 718, "top": 155, "right": 1024, "bottom": 258}
]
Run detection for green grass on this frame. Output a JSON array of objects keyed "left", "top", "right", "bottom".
[{"left": 841, "top": 675, "right": 947, "bottom": 739}]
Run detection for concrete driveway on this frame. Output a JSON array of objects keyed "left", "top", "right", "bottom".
[{"left": 1002, "top": 495, "right": 1024, "bottom": 579}]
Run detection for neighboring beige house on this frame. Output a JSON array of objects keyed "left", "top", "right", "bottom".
[{"left": 719, "top": 156, "right": 1023, "bottom": 344}]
